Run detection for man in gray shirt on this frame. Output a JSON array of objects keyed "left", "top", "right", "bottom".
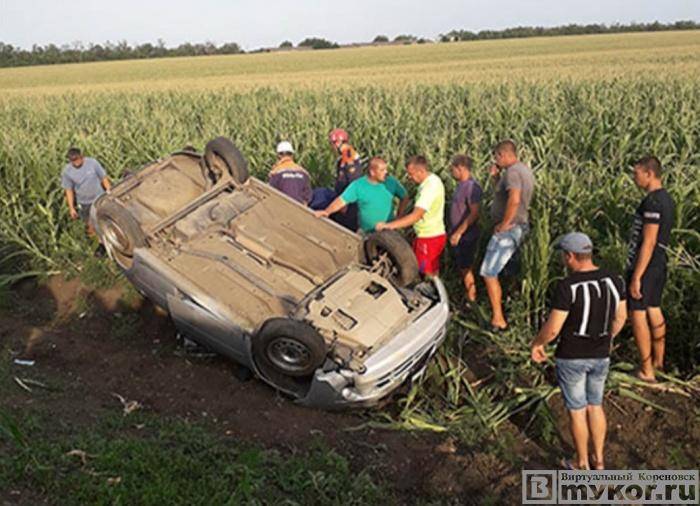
[
  {"left": 61, "top": 147, "right": 111, "bottom": 236},
  {"left": 480, "top": 139, "right": 535, "bottom": 331}
]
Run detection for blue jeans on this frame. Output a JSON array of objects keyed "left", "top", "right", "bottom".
[
  {"left": 479, "top": 224, "right": 527, "bottom": 278},
  {"left": 555, "top": 358, "right": 610, "bottom": 410}
]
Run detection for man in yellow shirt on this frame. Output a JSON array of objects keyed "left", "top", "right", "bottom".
[{"left": 376, "top": 155, "right": 446, "bottom": 276}]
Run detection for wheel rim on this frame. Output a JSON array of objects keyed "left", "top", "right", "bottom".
[
  {"left": 267, "top": 337, "right": 312, "bottom": 373},
  {"left": 102, "top": 218, "right": 132, "bottom": 257}
]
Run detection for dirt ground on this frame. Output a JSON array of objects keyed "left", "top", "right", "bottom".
[{"left": 1, "top": 277, "right": 697, "bottom": 504}]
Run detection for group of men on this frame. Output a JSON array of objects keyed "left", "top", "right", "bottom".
[
  {"left": 265, "top": 133, "right": 676, "bottom": 471},
  {"left": 62, "top": 132, "right": 675, "bottom": 472},
  {"left": 270, "top": 132, "right": 536, "bottom": 337}
]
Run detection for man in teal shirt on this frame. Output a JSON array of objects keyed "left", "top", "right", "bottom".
[{"left": 314, "top": 157, "right": 410, "bottom": 233}]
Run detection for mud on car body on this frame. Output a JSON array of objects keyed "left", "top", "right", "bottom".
[{"left": 91, "top": 137, "right": 449, "bottom": 408}]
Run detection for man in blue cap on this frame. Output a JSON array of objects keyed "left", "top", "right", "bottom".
[{"left": 531, "top": 232, "right": 627, "bottom": 470}]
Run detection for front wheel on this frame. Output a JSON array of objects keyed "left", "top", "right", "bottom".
[
  {"left": 253, "top": 318, "right": 327, "bottom": 378},
  {"left": 364, "top": 230, "right": 419, "bottom": 287}
]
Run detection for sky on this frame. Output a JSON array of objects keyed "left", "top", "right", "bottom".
[{"left": 2, "top": 0, "right": 699, "bottom": 51}]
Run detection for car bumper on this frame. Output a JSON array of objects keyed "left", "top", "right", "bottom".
[{"left": 298, "top": 277, "right": 450, "bottom": 409}]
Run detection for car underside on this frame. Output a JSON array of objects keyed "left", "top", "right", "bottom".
[{"left": 92, "top": 137, "right": 449, "bottom": 408}]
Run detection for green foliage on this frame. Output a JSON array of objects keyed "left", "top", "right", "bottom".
[
  {"left": 0, "top": 40, "right": 244, "bottom": 68},
  {"left": 0, "top": 47, "right": 697, "bottom": 455},
  {"left": 0, "top": 411, "right": 388, "bottom": 505},
  {"left": 298, "top": 38, "right": 339, "bottom": 50},
  {"left": 393, "top": 34, "right": 417, "bottom": 44},
  {"left": 1, "top": 80, "right": 696, "bottom": 372},
  {"left": 439, "top": 20, "right": 700, "bottom": 42}
]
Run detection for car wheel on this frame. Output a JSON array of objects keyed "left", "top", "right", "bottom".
[
  {"left": 364, "top": 230, "right": 419, "bottom": 287},
  {"left": 95, "top": 200, "right": 146, "bottom": 270},
  {"left": 203, "top": 137, "right": 249, "bottom": 185},
  {"left": 253, "top": 318, "right": 326, "bottom": 378}
]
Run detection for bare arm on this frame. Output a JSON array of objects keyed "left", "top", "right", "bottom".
[
  {"left": 101, "top": 177, "right": 112, "bottom": 192},
  {"left": 611, "top": 300, "right": 627, "bottom": 338},
  {"left": 496, "top": 188, "right": 520, "bottom": 233},
  {"left": 396, "top": 196, "right": 410, "bottom": 218},
  {"left": 531, "top": 309, "right": 568, "bottom": 363},
  {"left": 450, "top": 202, "right": 480, "bottom": 245},
  {"left": 315, "top": 196, "right": 347, "bottom": 218},
  {"left": 533, "top": 309, "right": 569, "bottom": 347},
  {"left": 65, "top": 189, "right": 78, "bottom": 219},
  {"left": 630, "top": 223, "right": 659, "bottom": 299},
  {"left": 377, "top": 207, "right": 425, "bottom": 231}
]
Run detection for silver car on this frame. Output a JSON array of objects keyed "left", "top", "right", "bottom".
[{"left": 91, "top": 137, "right": 449, "bottom": 408}]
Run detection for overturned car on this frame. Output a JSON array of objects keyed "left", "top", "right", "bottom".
[{"left": 91, "top": 137, "right": 449, "bottom": 408}]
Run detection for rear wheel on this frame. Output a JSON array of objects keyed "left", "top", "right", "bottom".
[
  {"left": 95, "top": 200, "right": 146, "bottom": 270},
  {"left": 253, "top": 318, "right": 327, "bottom": 379},
  {"left": 364, "top": 230, "right": 419, "bottom": 287},
  {"left": 204, "top": 137, "right": 249, "bottom": 185}
]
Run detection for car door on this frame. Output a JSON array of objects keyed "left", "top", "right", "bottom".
[{"left": 166, "top": 293, "right": 253, "bottom": 369}]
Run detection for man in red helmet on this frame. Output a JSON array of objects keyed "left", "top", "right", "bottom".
[{"left": 328, "top": 128, "right": 364, "bottom": 231}]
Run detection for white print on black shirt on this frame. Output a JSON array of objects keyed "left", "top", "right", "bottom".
[
  {"left": 626, "top": 214, "right": 643, "bottom": 269},
  {"left": 569, "top": 277, "right": 621, "bottom": 337}
]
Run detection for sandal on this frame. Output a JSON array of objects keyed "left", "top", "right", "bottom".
[{"left": 560, "top": 458, "right": 578, "bottom": 470}]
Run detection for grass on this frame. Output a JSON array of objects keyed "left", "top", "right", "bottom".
[
  {"left": 0, "top": 408, "right": 388, "bottom": 505},
  {"left": 0, "top": 31, "right": 698, "bottom": 94}
]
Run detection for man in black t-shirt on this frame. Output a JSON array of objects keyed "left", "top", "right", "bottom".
[
  {"left": 627, "top": 155, "right": 675, "bottom": 383},
  {"left": 531, "top": 232, "right": 627, "bottom": 470}
]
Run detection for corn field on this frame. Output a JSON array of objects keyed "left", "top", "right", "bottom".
[{"left": 1, "top": 76, "right": 698, "bottom": 436}]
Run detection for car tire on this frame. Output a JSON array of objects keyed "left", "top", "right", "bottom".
[
  {"left": 204, "top": 137, "right": 249, "bottom": 185},
  {"left": 253, "top": 318, "right": 327, "bottom": 378},
  {"left": 95, "top": 200, "right": 146, "bottom": 270},
  {"left": 364, "top": 230, "right": 419, "bottom": 287}
]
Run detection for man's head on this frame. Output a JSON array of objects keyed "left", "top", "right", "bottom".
[
  {"left": 328, "top": 128, "right": 349, "bottom": 151},
  {"left": 632, "top": 155, "right": 662, "bottom": 190},
  {"left": 450, "top": 154, "right": 473, "bottom": 181},
  {"left": 276, "top": 141, "right": 294, "bottom": 159},
  {"left": 556, "top": 232, "right": 594, "bottom": 271},
  {"left": 67, "top": 147, "right": 84, "bottom": 168},
  {"left": 492, "top": 139, "right": 518, "bottom": 168},
  {"left": 405, "top": 155, "right": 430, "bottom": 184},
  {"left": 367, "top": 157, "right": 388, "bottom": 182}
]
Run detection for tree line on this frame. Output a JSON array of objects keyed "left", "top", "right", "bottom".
[
  {"left": 439, "top": 20, "right": 699, "bottom": 42},
  {"left": 1, "top": 20, "right": 697, "bottom": 68},
  {"left": 0, "top": 40, "right": 242, "bottom": 68}
]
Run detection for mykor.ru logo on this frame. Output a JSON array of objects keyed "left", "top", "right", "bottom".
[{"left": 522, "top": 469, "right": 699, "bottom": 504}]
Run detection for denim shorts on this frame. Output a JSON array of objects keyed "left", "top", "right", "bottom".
[
  {"left": 555, "top": 358, "right": 610, "bottom": 410},
  {"left": 479, "top": 223, "right": 527, "bottom": 278}
]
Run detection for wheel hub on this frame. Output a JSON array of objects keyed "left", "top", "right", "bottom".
[{"left": 267, "top": 337, "right": 311, "bottom": 373}]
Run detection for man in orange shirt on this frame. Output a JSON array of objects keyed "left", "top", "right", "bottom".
[{"left": 329, "top": 128, "right": 364, "bottom": 230}]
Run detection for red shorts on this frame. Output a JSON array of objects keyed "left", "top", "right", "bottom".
[{"left": 413, "top": 234, "right": 447, "bottom": 276}]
